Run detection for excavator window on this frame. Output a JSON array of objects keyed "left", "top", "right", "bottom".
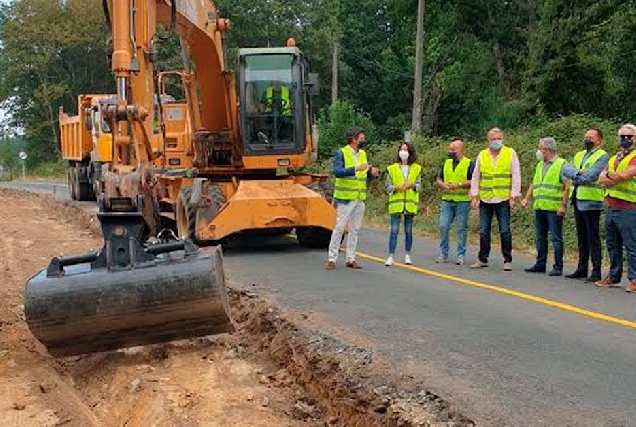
[{"left": 240, "top": 53, "right": 303, "bottom": 155}]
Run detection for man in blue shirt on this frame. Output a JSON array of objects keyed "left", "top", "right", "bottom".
[
  {"left": 560, "top": 127, "right": 609, "bottom": 282},
  {"left": 324, "top": 127, "right": 380, "bottom": 270}
]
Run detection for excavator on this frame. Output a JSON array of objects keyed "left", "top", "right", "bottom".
[{"left": 23, "top": 0, "right": 336, "bottom": 357}]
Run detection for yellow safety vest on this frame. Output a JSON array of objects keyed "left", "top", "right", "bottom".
[
  {"left": 442, "top": 157, "right": 471, "bottom": 202},
  {"left": 333, "top": 146, "right": 368, "bottom": 201},
  {"left": 607, "top": 151, "right": 636, "bottom": 203},
  {"left": 478, "top": 146, "right": 513, "bottom": 200},
  {"left": 532, "top": 157, "right": 566, "bottom": 211},
  {"left": 569, "top": 148, "right": 607, "bottom": 201},
  {"left": 387, "top": 163, "right": 422, "bottom": 214},
  {"left": 265, "top": 85, "right": 291, "bottom": 114}
]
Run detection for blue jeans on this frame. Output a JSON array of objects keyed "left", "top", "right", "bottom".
[
  {"left": 438, "top": 201, "right": 470, "bottom": 258},
  {"left": 605, "top": 208, "right": 636, "bottom": 282},
  {"left": 478, "top": 201, "right": 512, "bottom": 263},
  {"left": 534, "top": 210, "right": 564, "bottom": 271},
  {"left": 388, "top": 214, "right": 414, "bottom": 254}
]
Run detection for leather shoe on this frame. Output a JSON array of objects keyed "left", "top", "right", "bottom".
[
  {"left": 524, "top": 265, "right": 546, "bottom": 273},
  {"left": 548, "top": 269, "right": 563, "bottom": 276},
  {"left": 565, "top": 270, "right": 587, "bottom": 279},
  {"left": 346, "top": 261, "right": 362, "bottom": 269},
  {"left": 585, "top": 275, "right": 602, "bottom": 283}
]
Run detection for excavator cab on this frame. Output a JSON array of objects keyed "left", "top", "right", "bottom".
[{"left": 238, "top": 46, "right": 318, "bottom": 157}]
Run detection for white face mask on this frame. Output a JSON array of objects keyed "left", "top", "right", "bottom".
[
  {"left": 536, "top": 149, "right": 543, "bottom": 161},
  {"left": 399, "top": 150, "right": 409, "bottom": 161}
]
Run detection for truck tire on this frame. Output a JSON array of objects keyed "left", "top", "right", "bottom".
[
  {"left": 296, "top": 226, "right": 332, "bottom": 249},
  {"left": 208, "top": 185, "right": 226, "bottom": 214},
  {"left": 76, "top": 175, "right": 92, "bottom": 201},
  {"left": 175, "top": 186, "right": 196, "bottom": 240},
  {"left": 67, "top": 167, "right": 77, "bottom": 201},
  {"left": 299, "top": 179, "right": 340, "bottom": 249}
]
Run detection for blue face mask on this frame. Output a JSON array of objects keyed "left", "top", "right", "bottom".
[
  {"left": 620, "top": 136, "right": 633, "bottom": 150},
  {"left": 490, "top": 140, "right": 503, "bottom": 150},
  {"left": 358, "top": 139, "right": 366, "bottom": 149}
]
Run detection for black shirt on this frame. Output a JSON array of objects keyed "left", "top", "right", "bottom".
[{"left": 436, "top": 158, "right": 476, "bottom": 182}]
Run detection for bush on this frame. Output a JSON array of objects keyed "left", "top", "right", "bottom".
[
  {"left": 316, "top": 100, "right": 377, "bottom": 159},
  {"left": 28, "top": 159, "right": 67, "bottom": 180}
]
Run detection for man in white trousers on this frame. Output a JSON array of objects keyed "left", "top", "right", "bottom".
[{"left": 324, "top": 127, "right": 379, "bottom": 270}]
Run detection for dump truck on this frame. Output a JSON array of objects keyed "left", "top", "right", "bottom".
[
  {"left": 24, "top": 0, "right": 335, "bottom": 357},
  {"left": 59, "top": 94, "right": 115, "bottom": 201}
]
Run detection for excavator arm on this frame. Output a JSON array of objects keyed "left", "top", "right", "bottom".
[
  {"left": 99, "top": 0, "right": 237, "bottom": 229},
  {"left": 22, "top": 0, "right": 236, "bottom": 358}
]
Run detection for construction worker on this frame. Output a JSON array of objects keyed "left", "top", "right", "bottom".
[
  {"left": 384, "top": 142, "right": 422, "bottom": 266},
  {"left": 324, "top": 127, "right": 380, "bottom": 270},
  {"left": 263, "top": 80, "right": 292, "bottom": 115},
  {"left": 434, "top": 139, "right": 474, "bottom": 265},
  {"left": 560, "top": 127, "right": 608, "bottom": 283},
  {"left": 469, "top": 127, "right": 521, "bottom": 271},
  {"left": 596, "top": 124, "right": 636, "bottom": 292},
  {"left": 521, "top": 138, "right": 570, "bottom": 276}
]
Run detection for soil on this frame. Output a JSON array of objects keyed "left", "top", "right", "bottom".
[{"left": 0, "top": 187, "right": 474, "bottom": 427}]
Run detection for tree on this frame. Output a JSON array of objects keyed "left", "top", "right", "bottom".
[{"left": 0, "top": 0, "right": 112, "bottom": 162}]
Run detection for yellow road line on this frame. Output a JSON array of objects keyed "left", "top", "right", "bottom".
[
  {"left": 286, "top": 233, "right": 636, "bottom": 329},
  {"left": 350, "top": 250, "right": 636, "bottom": 330}
]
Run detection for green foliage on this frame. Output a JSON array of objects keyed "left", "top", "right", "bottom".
[
  {"left": 316, "top": 100, "right": 376, "bottom": 158},
  {"left": 0, "top": 0, "right": 111, "bottom": 164},
  {"left": 0, "top": 137, "right": 21, "bottom": 180},
  {"left": 29, "top": 159, "right": 67, "bottom": 179}
]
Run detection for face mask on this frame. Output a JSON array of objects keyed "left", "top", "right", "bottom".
[
  {"left": 357, "top": 139, "right": 366, "bottom": 149},
  {"left": 490, "top": 140, "right": 503, "bottom": 150},
  {"left": 620, "top": 136, "right": 633, "bottom": 150},
  {"left": 447, "top": 151, "right": 457, "bottom": 160},
  {"left": 536, "top": 149, "right": 544, "bottom": 161},
  {"left": 584, "top": 139, "right": 594, "bottom": 150},
  {"left": 398, "top": 150, "right": 409, "bottom": 161}
]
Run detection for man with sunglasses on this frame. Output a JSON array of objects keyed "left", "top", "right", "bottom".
[{"left": 597, "top": 124, "right": 636, "bottom": 292}]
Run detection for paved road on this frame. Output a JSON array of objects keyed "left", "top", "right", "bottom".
[{"left": 4, "top": 180, "right": 636, "bottom": 426}]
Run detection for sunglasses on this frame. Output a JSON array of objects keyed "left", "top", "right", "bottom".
[{"left": 620, "top": 135, "right": 635, "bottom": 139}]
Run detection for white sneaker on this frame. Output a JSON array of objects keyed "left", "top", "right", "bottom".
[
  {"left": 503, "top": 262, "right": 512, "bottom": 271},
  {"left": 404, "top": 254, "right": 412, "bottom": 265},
  {"left": 385, "top": 256, "right": 394, "bottom": 266}
]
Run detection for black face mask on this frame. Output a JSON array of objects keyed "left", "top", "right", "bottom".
[
  {"left": 447, "top": 151, "right": 457, "bottom": 160},
  {"left": 584, "top": 139, "right": 594, "bottom": 150}
]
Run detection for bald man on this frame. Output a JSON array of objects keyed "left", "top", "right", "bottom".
[{"left": 434, "top": 139, "right": 475, "bottom": 265}]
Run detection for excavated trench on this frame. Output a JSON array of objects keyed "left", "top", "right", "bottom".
[{"left": 1, "top": 187, "right": 475, "bottom": 426}]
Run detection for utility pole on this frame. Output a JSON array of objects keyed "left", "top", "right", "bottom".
[
  {"left": 411, "top": 0, "right": 425, "bottom": 136},
  {"left": 331, "top": 41, "right": 339, "bottom": 105}
]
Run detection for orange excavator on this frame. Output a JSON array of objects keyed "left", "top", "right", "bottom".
[{"left": 23, "top": 0, "right": 336, "bottom": 357}]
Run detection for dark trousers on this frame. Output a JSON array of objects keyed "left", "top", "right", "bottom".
[
  {"left": 605, "top": 208, "right": 636, "bottom": 282},
  {"left": 534, "top": 210, "right": 564, "bottom": 271},
  {"left": 478, "top": 201, "right": 512, "bottom": 263},
  {"left": 573, "top": 205, "right": 602, "bottom": 276}
]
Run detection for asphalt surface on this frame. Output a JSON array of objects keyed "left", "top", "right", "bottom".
[{"left": 4, "top": 180, "right": 636, "bottom": 426}]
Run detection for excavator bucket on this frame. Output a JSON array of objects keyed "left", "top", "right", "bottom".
[{"left": 23, "top": 209, "right": 234, "bottom": 358}]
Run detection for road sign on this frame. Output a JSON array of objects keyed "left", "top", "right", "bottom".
[{"left": 18, "top": 151, "right": 27, "bottom": 161}]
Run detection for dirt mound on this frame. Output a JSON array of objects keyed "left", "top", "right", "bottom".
[{"left": 0, "top": 187, "right": 474, "bottom": 426}]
